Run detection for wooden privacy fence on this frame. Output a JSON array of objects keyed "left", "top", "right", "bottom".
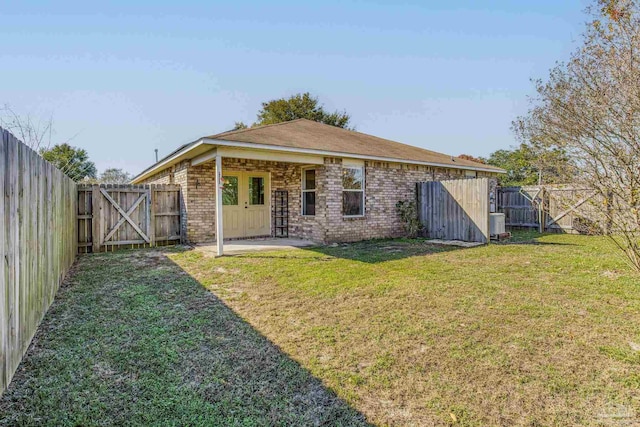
[
  {"left": 77, "top": 184, "right": 182, "bottom": 253},
  {"left": 1, "top": 127, "right": 77, "bottom": 394},
  {"left": 498, "top": 186, "right": 606, "bottom": 233},
  {"left": 417, "top": 178, "right": 490, "bottom": 243}
]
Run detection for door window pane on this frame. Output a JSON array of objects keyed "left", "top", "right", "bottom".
[
  {"left": 249, "top": 177, "right": 265, "bottom": 205},
  {"left": 222, "top": 176, "right": 238, "bottom": 205},
  {"left": 343, "top": 191, "right": 364, "bottom": 216}
]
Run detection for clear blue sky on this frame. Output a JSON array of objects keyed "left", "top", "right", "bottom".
[{"left": 1, "top": 0, "right": 589, "bottom": 175}]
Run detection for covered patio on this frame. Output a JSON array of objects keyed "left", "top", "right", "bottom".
[
  {"left": 195, "top": 237, "right": 318, "bottom": 256},
  {"left": 195, "top": 149, "right": 325, "bottom": 256}
]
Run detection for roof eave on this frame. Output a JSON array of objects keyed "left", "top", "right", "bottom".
[
  {"left": 131, "top": 137, "right": 505, "bottom": 183},
  {"left": 130, "top": 139, "right": 206, "bottom": 183},
  {"left": 203, "top": 138, "right": 506, "bottom": 174}
]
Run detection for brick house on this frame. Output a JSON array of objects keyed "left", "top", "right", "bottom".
[{"left": 131, "top": 119, "right": 503, "bottom": 254}]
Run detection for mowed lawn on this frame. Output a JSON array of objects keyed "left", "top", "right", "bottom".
[
  {"left": 0, "top": 251, "right": 368, "bottom": 426},
  {"left": 1, "top": 233, "right": 639, "bottom": 426}
]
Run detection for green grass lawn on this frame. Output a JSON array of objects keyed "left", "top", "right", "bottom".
[
  {"left": 2, "top": 233, "right": 639, "bottom": 426},
  {"left": 0, "top": 251, "right": 367, "bottom": 426}
]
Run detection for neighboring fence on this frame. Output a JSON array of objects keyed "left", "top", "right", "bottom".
[
  {"left": 0, "top": 127, "right": 77, "bottom": 394},
  {"left": 77, "top": 184, "right": 182, "bottom": 253},
  {"left": 497, "top": 186, "right": 541, "bottom": 229},
  {"left": 497, "top": 186, "right": 606, "bottom": 233},
  {"left": 417, "top": 178, "right": 490, "bottom": 243}
]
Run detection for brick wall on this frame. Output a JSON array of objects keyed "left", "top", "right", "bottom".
[
  {"left": 322, "top": 159, "right": 455, "bottom": 243},
  {"left": 142, "top": 156, "right": 498, "bottom": 244}
]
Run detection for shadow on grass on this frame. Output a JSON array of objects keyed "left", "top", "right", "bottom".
[
  {"left": 302, "top": 238, "right": 471, "bottom": 263},
  {"left": 217, "top": 238, "right": 469, "bottom": 264},
  {"left": 0, "top": 250, "right": 370, "bottom": 427}
]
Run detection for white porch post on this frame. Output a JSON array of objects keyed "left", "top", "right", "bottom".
[{"left": 215, "top": 154, "right": 224, "bottom": 256}]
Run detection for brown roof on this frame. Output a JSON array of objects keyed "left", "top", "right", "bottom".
[{"left": 207, "top": 119, "right": 503, "bottom": 172}]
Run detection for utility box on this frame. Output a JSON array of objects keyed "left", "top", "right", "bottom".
[{"left": 490, "top": 213, "right": 510, "bottom": 240}]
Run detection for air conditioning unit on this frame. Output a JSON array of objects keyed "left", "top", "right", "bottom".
[{"left": 490, "top": 213, "right": 509, "bottom": 240}]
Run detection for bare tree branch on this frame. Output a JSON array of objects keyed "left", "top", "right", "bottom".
[{"left": 514, "top": 0, "right": 640, "bottom": 271}]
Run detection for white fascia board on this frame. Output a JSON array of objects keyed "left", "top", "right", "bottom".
[
  {"left": 202, "top": 138, "right": 504, "bottom": 173},
  {"left": 191, "top": 147, "right": 217, "bottom": 167},
  {"left": 131, "top": 140, "right": 205, "bottom": 183},
  {"left": 191, "top": 146, "right": 324, "bottom": 166}
]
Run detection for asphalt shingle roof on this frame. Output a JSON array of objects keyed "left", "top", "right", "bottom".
[{"left": 206, "top": 119, "right": 502, "bottom": 172}]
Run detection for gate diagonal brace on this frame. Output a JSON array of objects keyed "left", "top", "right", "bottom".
[{"left": 100, "top": 189, "right": 150, "bottom": 243}]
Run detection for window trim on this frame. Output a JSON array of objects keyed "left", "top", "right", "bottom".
[
  {"left": 301, "top": 166, "right": 316, "bottom": 216},
  {"left": 342, "top": 165, "right": 365, "bottom": 218}
]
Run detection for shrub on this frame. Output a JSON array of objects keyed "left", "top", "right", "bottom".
[{"left": 395, "top": 200, "right": 423, "bottom": 238}]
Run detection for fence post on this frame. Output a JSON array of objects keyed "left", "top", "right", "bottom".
[
  {"left": 538, "top": 186, "right": 545, "bottom": 233},
  {"left": 91, "top": 185, "right": 101, "bottom": 252},
  {"left": 149, "top": 185, "right": 155, "bottom": 247}
]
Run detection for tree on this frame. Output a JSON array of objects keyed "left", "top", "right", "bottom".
[
  {"left": 485, "top": 145, "right": 538, "bottom": 186},
  {"left": 40, "top": 144, "right": 97, "bottom": 182},
  {"left": 0, "top": 105, "right": 54, "bottom": 150},
  {"left": 458, "top": 154, "right": 486, "bottom": 164},
  {"left": 232, "top": 121, "right": 248, "bottom": 131},
  {"left": 513, "top": 0, "right": 640, "bottom": 270},
  {"left": 254, "top": 92, "right": 352, "bottom": 129},
  {"left": 99, "top": 168, "right": 132, "bottom": 184},
  {"left": 485, "top": 144, "right": 574, "bottom": 186}
]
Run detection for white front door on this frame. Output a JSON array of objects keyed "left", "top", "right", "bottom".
[{"left": 222, "top": 171, "right": 270, "bottom": 239}]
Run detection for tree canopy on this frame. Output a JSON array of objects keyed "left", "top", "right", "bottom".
[
  {"left": 241, "top": 92, "right": 352, "bottom": 129},
  {"left": 483, "top": 144, "right": 573, "bottom": 187},
  {"left": 40, "top": 143, "right": 97, "bottom": 182},
  {"left": 457, "top": 154, "right": 486, "bottom": 164},
  {"left": 99, "top": 168, "right": 132, "bottom": 184}
]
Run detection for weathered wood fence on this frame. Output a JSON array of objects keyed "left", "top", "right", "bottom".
[
  {"left": 417, "top": 178, "right": 490, "bottom": 243},
  {"left": 77, "top": 184, "right": 182, "bottom": 253},
  {"left": 497, "top": 186, "right": 606, "bottom": 233},
  {"left": 0, "top": 127, "right": 77, "bottom": 394}
]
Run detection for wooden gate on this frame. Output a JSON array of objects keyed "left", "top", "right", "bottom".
[
  {"left": 497, "top": 186, "right": 602, "bottom": 233},
  {"left": 417, "top": 178, "right": 490, "bottom": 243},
  {"left": 77, "top": 184, "right": 181, "bottom": 253}
]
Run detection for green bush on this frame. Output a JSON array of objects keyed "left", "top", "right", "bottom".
[{"left": 395, "top": 200, "right": 423, "bottom": 238}]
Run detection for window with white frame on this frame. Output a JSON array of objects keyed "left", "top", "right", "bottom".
[
  {"left": 342, "top": 166, "right": 364, "bottom": 216},
  {"left": 302, "top": 167, "right": 316, "bottom": 216}
]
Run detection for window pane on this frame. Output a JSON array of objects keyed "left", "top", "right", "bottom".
[
  {"left": 304, "top": 169, "right": 316, "bottom": 190},
  {"left": 222, "top": 176, "right": 238, "bottom": 205},
  {"left": 303, "top": 191, "right": 316, "bottom": 216},
  {"left": 249, "top": 177, "right": 265, "bottom": 205},
  {"left": 342, "top": 167, "right": 363, "bottom": 189},
  {"left": 343, "top": 191, "right": 363, "bottom": 216}
]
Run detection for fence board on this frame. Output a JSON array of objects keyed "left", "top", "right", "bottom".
[
  {"left": 417, "top": 178, "right": 490, "bottom": 243},
  {"left": 0, "top": 127, "right": 77, "bottom": 394}
]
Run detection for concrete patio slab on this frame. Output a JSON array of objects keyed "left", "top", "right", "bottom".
[
  {"left": 425, "top": 239, "right": 485, "bottom": 248},
  {"left": 196, "top": 238, "right": 319, "bottom": 256}
]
